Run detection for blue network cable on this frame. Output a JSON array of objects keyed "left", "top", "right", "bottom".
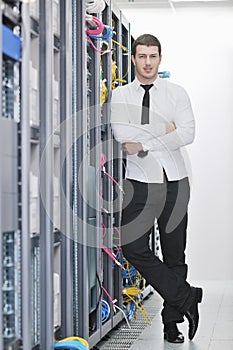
[
  {"left": 89, "top": 25, "right": 114, "bottom": 41},
  {"left": 125, "top": 301, "right": 137, "bottom": 321},
  {"left": 102, "top": 299, "right": 110, "bottom": 323},
  {"left": 53, "top": 340, "right": 88, "bottom": 350},
  {"left": 158, "top": 71, "right": 170, "bottom": 78},
  {"left": 122, "top": 265, "right": 137, "bottom": 280}
]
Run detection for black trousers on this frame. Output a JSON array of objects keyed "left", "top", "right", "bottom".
[{"left": 121, "top": 175, "right": 193, "bottom": 324}]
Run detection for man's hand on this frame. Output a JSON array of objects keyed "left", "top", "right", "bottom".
[
  {"left": 123, "top": 142, "right": 143, "bottom": 155},
  {"left": 166, "top": 121, "right": 176, "bottom": 134}
]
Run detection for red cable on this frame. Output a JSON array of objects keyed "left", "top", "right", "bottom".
[{"left": 86, "top": 15, "right": 104, "bottom": 36}]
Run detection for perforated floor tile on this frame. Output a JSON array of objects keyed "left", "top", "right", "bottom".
[{"left": 95, "top": 292, "right": 158, "bottom": 350}]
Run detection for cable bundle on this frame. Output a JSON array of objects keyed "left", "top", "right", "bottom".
[
  {"left": 122, "top": 265, "right": 138, "bottom": 287},
  {"left": 124, "top": 301, "right": 136, "bottom": 321},
  {"left": 85, "top": 0, "right": 106, "bottom": 14},
  {"left": 86, "top": 15, "right": 112, "bottom": 54},
  {"left": 111, "top": 40, "right": 130, "bottom": 86},
  {"left": 102, "top": 299, "right": 110, "bottom": 323},
  {"left": 121, "top": 260, "right": 151, "bottom": 323},
  {"left": 53, "top": 336, "right": 89, "bottom": 349},
  {"left": 53, "top": 341, "right": 87, "bottom": 349},
  {"left": 101, "top": 285, "right": 131, "bottom": 329},
  {"left": 122, "top": 259, "right": 143, "bottom": 288},
  {"left": 122, "top": 287, "right": 152, "bottom": 325},
  {"left": 88, "top": 25, "right": 114, "bottom": 41},
  {"left": 122, "top": 265, "right": 138, "bottom": 280},
  {"left": 102, "top": 244, "right": 125, "bottom": 270},
  {"left": 86, "top": 15, "right": 104, "bottom": 37}
]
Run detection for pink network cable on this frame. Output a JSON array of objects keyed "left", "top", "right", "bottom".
[
  {"left": 101, "top": 153, "right": 125, "bottom": 194},
  {"left": 101, "top": 222, "right": 124, "bottom": 270},
  {"left": 86, "top": 15, "right": 104, "bottom": 36},
  {"left": 101, "top": 244, "right": 125, "bottom": 270},
  {"left": 86, "top": 15, "right": 111, "bottom": 54}
]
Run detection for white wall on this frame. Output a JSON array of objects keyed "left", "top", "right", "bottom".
[{"left": 121, "top": 6, "right": 233, "bottom": 280}]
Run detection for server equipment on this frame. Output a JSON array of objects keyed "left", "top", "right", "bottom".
[{"left": 0, "top": 1, "right": 156, "bottom": 349}]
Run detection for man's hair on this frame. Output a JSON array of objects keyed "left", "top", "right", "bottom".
[{"left": 131, "top": 34, "right": 162, "bottom": 57}]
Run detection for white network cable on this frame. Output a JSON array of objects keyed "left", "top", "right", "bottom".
[{"left": 85, "top": 0, "right": 106, "bottom": 14}]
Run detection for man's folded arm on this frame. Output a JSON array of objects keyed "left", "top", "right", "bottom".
[{"left": 111, "top": 121, "right": 166, "bottom": 144}]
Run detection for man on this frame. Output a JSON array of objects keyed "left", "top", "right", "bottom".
[{"left": 111, "top": 34, "right": 202, "bottom": 343}]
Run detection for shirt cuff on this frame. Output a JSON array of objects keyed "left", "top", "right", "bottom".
[{"left": 141, "top": 143, "right": 149, "bottom": 152}]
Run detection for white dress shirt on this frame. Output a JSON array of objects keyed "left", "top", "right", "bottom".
[{"left": 111, "top": 77, "right": 195, "bottom": 183}]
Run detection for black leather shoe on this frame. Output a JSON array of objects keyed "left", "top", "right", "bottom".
[
  {"left": 185, "top": 287, "right": 203, "bottom": 340},
  {"left": 164, "top": 322, "right": 184, "bottom": 343}
]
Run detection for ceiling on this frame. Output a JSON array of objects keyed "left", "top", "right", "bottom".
[{"left": 113, "top": 0, "right": 233, "bottom": 9}]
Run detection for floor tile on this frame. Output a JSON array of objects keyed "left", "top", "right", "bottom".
[
  {"left": 97, "top": 281, "right": 233, "bottom": 350},
  {"left": 216, "top": 305, "right": 233, "bottom": 322},
  {"left": 212, "top": 320, "right": 233, "bottom": 340},
  {"left": 208, "top": 340, "right": 233, "bottom": 350},
  {"left": 129, "top": 281, "right": 233, "bottom": 350}
]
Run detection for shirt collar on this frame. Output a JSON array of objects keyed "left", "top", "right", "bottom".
[{"left": 133, "top": 76, "right": 162, "bottom": 91}]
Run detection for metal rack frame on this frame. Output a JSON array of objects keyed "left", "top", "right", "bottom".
[
  {"left": 60, "top": 0, "right": 73, "bottom": 338},
  {"left": 21, "top": 2, "right": 32, "bottom": 349},
  {"left": 0, "top": 4, "right": 3, "bottom": 349},
  {"left": 39, "top": 0, "right": 54, "bottom": 348},
  {"left": 72, "top": 0, "right": 89, "bottom": 340}
]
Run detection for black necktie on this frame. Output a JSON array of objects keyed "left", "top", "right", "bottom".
[{"left": 138, "top": 84, "right": 153, "bottom": 158}]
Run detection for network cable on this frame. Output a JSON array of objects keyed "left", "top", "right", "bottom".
[
  {"left": 53, "top": 341, "right": 88, "bottom": 349},
  {"left": 54, "top": 335, "right": 89, "bottom": 349},
  {"left": 102, "top": 299, "right": 110, "bottom": 323},
  {"left": 122, "top": 288, "right": 152, "bottom": 325},
  {"left": 58, "top": 337, "right": 89, "bottom": 348},
  {"left": 86, "top": 15, "right": 112, "bottom": 54},
  {"left": 111, "top": 40, "right": 130, "bottom": 87},
  {"left": 101, "top": 153, "right": 125, "bottom": 194},
  {"left": 86, "top": 15, "right": 104, "bottom": 36},
  {"left": 89, "top": 25, "right": 114, "bottom": 41},
  {"left": 102, "top": 285, "right": 131, "bottom": 329},
  {"left": 102, "top": 244, "right": 125, "bottom": 270}
]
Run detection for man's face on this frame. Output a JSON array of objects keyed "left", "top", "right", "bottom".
[{"left": 132, "top": 45, "right": 162, "bottom": 84}]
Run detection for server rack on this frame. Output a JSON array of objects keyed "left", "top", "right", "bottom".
[
  {"left": 71, "top": 1, "right": 133, "bottom": 347},
  {"left": 111, "top": 5, "right": 132, "bottom": 327},
  {"left": 21, "top": 3, "right": 31, "bottom": 350},
  {"left": 39, "top": 1, "right": 54, "bottom": 348},
  {"left": 72, "top": 0, "right": 89, "bottom": 342},
  {"left": 59, "top": 0, "right": 73, "bottom": 339},
  {"left": 0, "top": 0, "right": 62, "bottom": 349},
  {"left": 0, "top": 1, "right": 135, "bottom": 349},
  {"left": 101, "top": 0, "right": 117, "bottom": 338},
  {"left": 1, "top": 2, "right": 21, "bottom": 349}
]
